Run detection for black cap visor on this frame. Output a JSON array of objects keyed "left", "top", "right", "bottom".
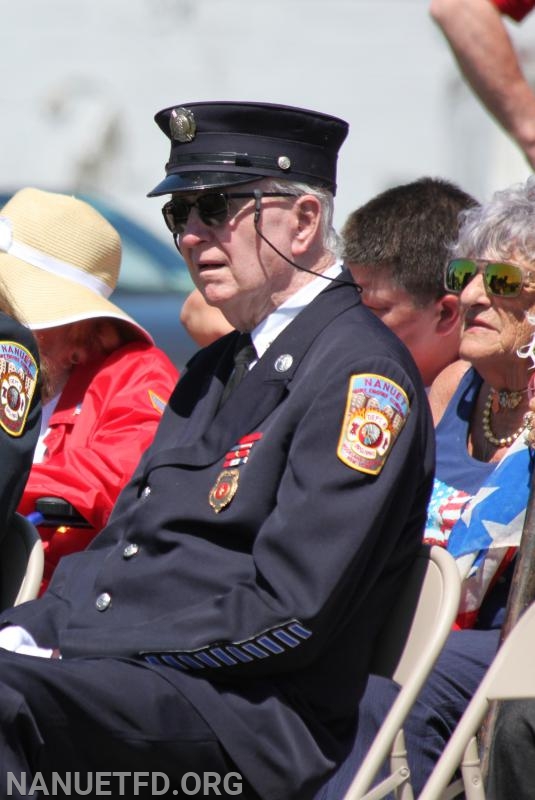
[{"left": 148, "top": 171, "right": 263, "bottom": 197}]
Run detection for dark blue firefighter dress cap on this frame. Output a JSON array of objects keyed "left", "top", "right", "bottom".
[{"left": 148, "top": 101, "right": 349, "bottom": 197}]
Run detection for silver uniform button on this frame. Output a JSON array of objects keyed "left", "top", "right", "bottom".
[
  {"left": 123, "top": 543, "right": 139, "bottom": 559},
  {"left": 277, "top": 155, "right": 291, "bottom": 170},
  {"left": 95, "top": 592, "right": 111, "bottom": 611},
  {"left": 141, "top": 485, "right": 151, "bottom": 498}
]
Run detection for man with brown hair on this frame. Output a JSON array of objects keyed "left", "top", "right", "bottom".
[{"left": 343, "top": 177, "right": 478, "bottom": 386}]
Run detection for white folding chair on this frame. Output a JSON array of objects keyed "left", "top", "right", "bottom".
[
  {"left": 0, "top": 512, "right": 44, "bottom": 609},
  {"left": 417, "top": 599, "right": 535, "bottom": 800},
  {"left": 342, "top": 544, "right": 461, "bottom": 800}
]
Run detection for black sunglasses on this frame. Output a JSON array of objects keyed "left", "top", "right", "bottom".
[
  {"left": 445, "top": 258, "right": 535, "bottom": 298},
  {"left": 161, "top": 191, "right": 294, "bottom": 236}
]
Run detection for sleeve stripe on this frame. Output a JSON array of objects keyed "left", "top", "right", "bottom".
[
  {"left": 142, "top": 619, "right": 313, "bottom": 671},
  {"left": 195, "top": 651, "right": 222, "bottom": 668},
  {"left": 210, "top": 647, "right": 238, "bottom": 665},
  {"left": 242, "top": 642, "right": 269, "bottom": 659},
  {"left": 288, "top": 622, "right": 312, "bottom": 639},
  {"left": 161, "top": 654, "right": 187, "bottom": 670},
  {"left": 272, "top": 629, "right": 300, "bottom": 647},
  {"left": 177, "top": 654, "right": 205, "bottom": 670},
  {"left": 226, "top": 646, "right": 254, "bottom": 663},
  {"left": 257, "top": 635, "right": 284, "bottom": 654}
]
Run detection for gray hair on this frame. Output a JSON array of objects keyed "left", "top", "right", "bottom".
[
  {"left": 451, "top": 174, "right": 535, "bottom": 263},
  {"left": 261, "top": 178, "right": 340, "bottom": 257}
]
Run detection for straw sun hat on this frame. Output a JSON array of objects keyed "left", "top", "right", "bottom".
[{"left": 0, "top": 187, "right": 151, "bottom": 341}]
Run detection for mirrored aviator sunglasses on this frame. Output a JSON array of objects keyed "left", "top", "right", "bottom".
[{"left": 445, "top": 258, "right": 527, "bottom": 298}]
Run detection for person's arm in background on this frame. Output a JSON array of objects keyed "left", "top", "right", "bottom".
[
  {"left": 180, "top": 288, "right": 234, "bottom": 347},
  {"left": 430, "top": 0, "right": 535, "bottom": 168}
]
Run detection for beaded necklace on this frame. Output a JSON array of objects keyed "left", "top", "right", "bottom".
[{"left": 482, "top": 388, "right": 532, "bottom": 447}]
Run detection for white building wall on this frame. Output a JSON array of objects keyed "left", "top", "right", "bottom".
[{"left": 1, "top": 0, "right": 534, "bottom": 238}]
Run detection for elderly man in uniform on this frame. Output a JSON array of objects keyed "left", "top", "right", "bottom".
[{"left": 0, "top": 102, "right": 434, "bottom": 799}]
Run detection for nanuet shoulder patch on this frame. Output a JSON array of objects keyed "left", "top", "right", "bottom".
[
  {"left": 0, "top": 341, "right": 38, "bottom": 437},
  {"left": 337, "top": 373, "right": 409, "bottom": 475}
]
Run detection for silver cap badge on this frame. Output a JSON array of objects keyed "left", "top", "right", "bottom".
[{"left": 169, "top": 107, "right": 197, "bottom": 143}]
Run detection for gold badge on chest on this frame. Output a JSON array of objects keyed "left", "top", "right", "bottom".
[{"left": 209, "top": 469, "right": 240, "bottom": 513}]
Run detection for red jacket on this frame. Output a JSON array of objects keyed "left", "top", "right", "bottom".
[{"left": 17, "top": 341, "right": 178, "bottom": 590}]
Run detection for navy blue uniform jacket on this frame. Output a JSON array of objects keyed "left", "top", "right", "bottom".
[
  {"left": 0, "top": 312, "right": 40, "bottom": 536},
  {"left": 2, "top": 279, "right": 434, "bottom": 799}
]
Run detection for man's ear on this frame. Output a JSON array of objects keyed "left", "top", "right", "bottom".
[
  {"left": 291, "top": 195, "right": 322, "bottom": 256},
  {"left": 436, "top": 293, "right": 461, "bottom": 335}
]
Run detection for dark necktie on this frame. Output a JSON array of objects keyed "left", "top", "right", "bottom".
[{"left": 220, "top": 332, "right": 256, "bottom": 407}]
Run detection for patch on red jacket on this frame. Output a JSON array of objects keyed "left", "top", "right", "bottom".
[
  {"left": 0, "top": 341, "right": 38, "bottom": 437},
  {"left": 148, "top": 389, "right": 167, "bottom": 414}
]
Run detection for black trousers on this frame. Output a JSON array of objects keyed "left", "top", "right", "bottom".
[
  {"left": 0, "top": 649, "right": 258, "bottom": 799},
  {"left": 486, "top": 698, "right": 535, "bottom": 800}
]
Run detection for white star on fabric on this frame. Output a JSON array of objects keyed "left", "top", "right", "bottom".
[
  {"left": 459, "top": 485, "right": 498, "bottom": 527},
  {"left": 484, "top": 509, "right": 527, "bottom": 549}
]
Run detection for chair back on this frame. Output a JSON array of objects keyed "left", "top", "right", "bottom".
[
  {"left": 342, "top": 544, "right": 461, "bottom": 800},
  {"left": 0, "top": 512, "right": 44, "bottom": 609},
  {"left": 418, "top": 599, "right": 535, "bottom": 800}
]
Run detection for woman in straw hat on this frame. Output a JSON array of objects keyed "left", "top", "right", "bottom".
[
  {"left": 0, "top": 188, "right": 178, "bottom": 591},
  {"left": 0, "top": 282, "right": 41, "bottom": 537}
]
